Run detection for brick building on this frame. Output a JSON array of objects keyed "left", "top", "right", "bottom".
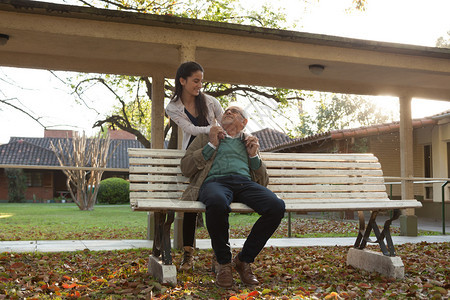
[{"left": 0, "top": 130, "right": 145, "bottom": 202}]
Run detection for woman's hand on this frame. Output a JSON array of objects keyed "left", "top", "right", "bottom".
[{"left": 209, "top": 126, "right": 226, "bottom": 147}]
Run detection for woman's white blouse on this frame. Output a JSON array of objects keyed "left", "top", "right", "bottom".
[{"left": 165, "top": 94, "right": 223, "bottom": 150}]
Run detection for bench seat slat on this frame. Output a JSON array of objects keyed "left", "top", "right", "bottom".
[
  {"left": 130, "top": 193, "right": 388, "bottom": 201},
  {"left": 132, "top": 199, "right": 422, "bottom": 213},
  {"left": 131, "top": 197, "right": 391, "bottom": 203}
]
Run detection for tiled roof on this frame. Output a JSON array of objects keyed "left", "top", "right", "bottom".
[
  {"left": 265, "top": 116, "right": 438, "bottom": 152},
  {"left": 251, "top": 128, "right": 292, "bottom": 151},
  {"left": 10, "top": 137, "right": 72, "bottom": 150},
  {"left": 108, "top": 139, "right": 146, "bottom": 169},
  {"left": 1, "top": 137, "right": 145, "bottom": 169},
  {"left": 429, "top": 110, "right": 450, "bottom": 119},
  {"left": 0, "top": 140, "right": 60, "bottom": 165},
  {"left": 330, "top": 118, "right": 436, "bottom": 140}
]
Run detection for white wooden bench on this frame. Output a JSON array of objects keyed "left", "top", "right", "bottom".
[{"left": 128, "top": 148, "right": 422, "bottom": 282}]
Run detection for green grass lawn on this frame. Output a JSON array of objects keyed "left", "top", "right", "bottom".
[
  {"left": 0, "top": 203, "right": 148, "bottom": 240},
  {"left": 0, "top": 203, "right": 438, "bottom": 241}
]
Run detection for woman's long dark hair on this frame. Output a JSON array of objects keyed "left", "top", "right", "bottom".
[{"left": 172, "top": 61, "right": 209, "bottom": 126}]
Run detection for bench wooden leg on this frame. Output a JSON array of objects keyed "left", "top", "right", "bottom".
[
  {"left": 152, "top": 212, "right": 175, "bottom": 265},
  {"left": 354, "top": 209, "right": 400, "bottom": 256}
]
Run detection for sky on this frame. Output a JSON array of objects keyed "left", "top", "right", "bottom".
[{"left": 0, "top": 0, "right": 449, "bottom": 143}]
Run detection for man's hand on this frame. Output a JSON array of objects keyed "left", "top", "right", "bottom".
[
  {"left": 209, "top": 125, "right": 226, "bottom": 147},
  {"left": 245, "top": 135, "right": 259, "bottom": 157}
]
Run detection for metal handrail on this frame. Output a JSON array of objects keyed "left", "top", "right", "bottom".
[{"left": 385, "top": 179, "right": 448, "bottom": 235}]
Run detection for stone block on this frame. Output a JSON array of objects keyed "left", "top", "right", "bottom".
[
  {"left": 347, "top": 248, "right": 404, "bottom": 279},
  {"left": 148, "top": 255, "right": 177, "bottom": 284}
]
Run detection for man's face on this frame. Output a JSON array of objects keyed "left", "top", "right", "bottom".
[{"left": 221, "top": 106, "right": 248, "bottom": 131}]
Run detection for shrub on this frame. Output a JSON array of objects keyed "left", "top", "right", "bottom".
[
  {"left": 97, "top": 177, "right": 130, "bottom": 205},
  {"left": 5, "top": 169, "right": 27, "bottom": 203}
]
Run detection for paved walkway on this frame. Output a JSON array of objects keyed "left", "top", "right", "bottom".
[
  {"left": 0, "top": 235, "right": 449, "bottom": 253},
  {"left": 1, "top": 218, "right": 448, "bottom": 253}
]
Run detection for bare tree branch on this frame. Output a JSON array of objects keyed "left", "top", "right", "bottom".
[
  {"left": 51, "top": 132, "right": 113, "bottom": 211},
  {"left": 0, "top": 98, "right": 46, "bottom": 128}
]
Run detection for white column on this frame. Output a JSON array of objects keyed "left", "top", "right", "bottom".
[
  {"left": 399, "top": 95, "right": 418, "bottom": 236},
  {"left": 399, "top": 96, "right": 414, "bottom": 201}
]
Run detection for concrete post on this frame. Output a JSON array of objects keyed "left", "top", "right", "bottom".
[
  {"left": 151, "top": 74, "right": 165, "bottom": 149},
  {"left": 399, "top": 96, "right": 418, "bottom": 236},
  {"left": 147, "top": 74, "right": 165, "bottom": 240}
]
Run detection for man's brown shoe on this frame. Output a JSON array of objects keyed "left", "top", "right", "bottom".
[
  {"left": 215, "top": 263, "right": 233, "bottom": 288},
  {"left": 233, "top": 255, "right": 259, "bottom": 285}
]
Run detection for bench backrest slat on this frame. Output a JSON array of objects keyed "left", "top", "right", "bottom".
[
  {"left": 265, "top": 161, "right": 381, "bottom": 169},
  {"left": 130, "top": 191, "right": 389, "bottom": 200}
]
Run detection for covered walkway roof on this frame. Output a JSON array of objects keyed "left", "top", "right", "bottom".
[{"left": 0, "top": 0, "right": 449, "bottom": 100}]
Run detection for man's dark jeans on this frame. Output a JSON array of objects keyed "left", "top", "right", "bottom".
[{"left": 198, "top": 175, "right": 285, "bottom": 264}]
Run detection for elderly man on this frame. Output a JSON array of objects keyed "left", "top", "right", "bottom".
[{"left": 180, "top": 105, "right": 286, "bottom": 288}]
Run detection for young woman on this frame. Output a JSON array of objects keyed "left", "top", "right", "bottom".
[{"left": 165, "top": 61, "right": 223, "bottom": 271}]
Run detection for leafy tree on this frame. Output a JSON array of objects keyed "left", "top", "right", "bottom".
[
  {"left": 68, "top": 74, "right": 154, "bottom": 148},
  {"left": 59, "top": 0, "right": 306, "bottom": 146},
  {"left": 436, "top": 30, "right": 450, "bottom": 48},
  {"left": 297, "top": 93, "right": 393, "bottom": 137},
  {"left": 4, "top": 168, "right": 27, "bottom": 203}
]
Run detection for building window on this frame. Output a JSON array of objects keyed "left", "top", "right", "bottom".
[
  {"left": 425, "top": 186, "right": 433, "bottom": 200},
  {"left": 26, "top": 173, "right": 43, "bottom": 187},
  {"left": 424, "top": 145, "right": 432, "bottom": 178}
]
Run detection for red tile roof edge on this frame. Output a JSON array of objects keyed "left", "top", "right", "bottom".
[{"left": 264, "top": 116, "right": 438, "bottom": 152}]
